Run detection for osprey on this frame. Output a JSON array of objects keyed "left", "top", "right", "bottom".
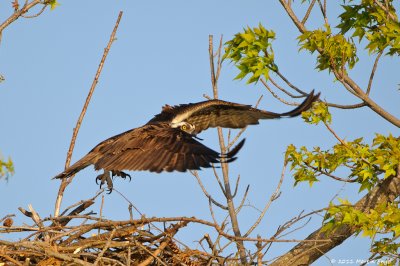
[{"left": 54, "top": 90, "right": 319, "bottom": 191}]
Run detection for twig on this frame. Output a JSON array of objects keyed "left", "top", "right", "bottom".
[
  {"left": 269, "top": 77, "right": 304, "bottom": 98},
  {"left": 215, "top": 35, "right": 224, "bottom": 82},
  {"left": 244, "top": 161, "right": 287, "bottom": 237},
  {"left": 191, "top": 170, "right": 228, "bottom": 210},
  {"left": 209, "top": 35, "right": 218, "bottom": 97},
  {"left": 231, "top": 174, "right": 241, "bottom": 198},
  {"left": 28, "top": 204, "right": 43, "bottom": 228},
  {"left": 301, "top": 0, "right": 317, "bottom": 24},
  {"left": 275, "top": 70, "right": 307, "bottom": 95},
  {"left": 60, "top": 189, "right": 104, "bottom": 216},
  {"left": 54, "top": 11, "right": 124, "bottom": 217},
  {"left": 366, "top": 49, "right": 384, "bottom": 95},
  {"left": 113, "top": 188, "right": 143, "bottom": 216},
  {"left": 317, "top": 0, "right": 328, "bottom": 24},
  {"left": 20, "top": 4, "right": 46, "bottom": 18},
  {"left": 326, "top": 102, "right": 366, "bottom": 109},
  {"left": 211, "top": 165, "right": 226, "bottom": 196},
  {"left": 0, "top": 0, "right": 42, "bottom": 33},
  {"left": 304, "top": 162, "right": 358, "bottom": 183},
  {"left": 99, "top": 194, "right": 105, "bottom": 235},
  {"left": 261, "top": 78, "right": 298, "bottom": 106},
  {"left": 235, "top": 185, "right": 250, "bottom": 215},
  {"left": 94, "top": 229, "right": 116, "bottom": 265},
  {"left": 136, "top": 240, "right": 169, "bottom": 266},
  {"left": 0, "top": 254, "right": 23, "bottom": 266},
  {"left": 278, "top": 217, "right": 312, "bottom": 238}
]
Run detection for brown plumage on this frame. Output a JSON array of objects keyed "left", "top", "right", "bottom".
[{"left": 53, "top": 90, "right": 319, "bottom": 191}]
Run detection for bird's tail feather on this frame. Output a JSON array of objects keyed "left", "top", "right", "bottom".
[
  {"left": 280, "top": 90, "right": 320, "bottom": 117},
  {"left": 52, "top": 155, "right": 93, "bottom": 179}
]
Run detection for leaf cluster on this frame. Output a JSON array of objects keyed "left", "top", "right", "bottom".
[
  {"left": 301, "top": 101, "right": 332, "bottom": 125},
  {"left": 323, "top": 199, "right": 400, "bottom": 260},
  {"left": 324, "top": 199, "right": 400, "bottom": 237},
  {"left": 224, "top": 23, "right": 278, "bottom": 84},
  {"left": 286, "top": 134, "right": 400, "bottom": 191},
  {"left": 298, "top": 24, "right": 358, "bottom": 72},
  {"left": 338, "top": 0, "right": 400, "bottom": 55}
]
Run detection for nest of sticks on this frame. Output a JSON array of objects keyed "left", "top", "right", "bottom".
[{"left": 0, "top": 193, "right": 227, "bottom": 266}]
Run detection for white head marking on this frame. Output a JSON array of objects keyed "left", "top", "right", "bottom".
[{"left": 170, "top": 121, "right": 195, "bottom": 134}]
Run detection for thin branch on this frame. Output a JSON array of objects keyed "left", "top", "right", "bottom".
[
  {"left": 54, "top": 11, "right": 124, "bottom": 217},
  {"left": 135, "top": 240, "right": 169, "bottom": 266},
  {"left": 191, "top": 170, "right": 228, "bottom": 210},
  {"left": 278, "top": 217, "right": 312, "bottom": 239},
  {"left": 275, "top": 70, "right": 307, "bottom": 95},
  {"left": 232, "top": 175, "right": 241, "bottom": 198},
  {"left": 60, "top": 189, "right": 104, "bottom": 216},
  {"left": 261, "top": 78, "right": 300, "bottom": 106},
  {"left": 0, "top": 0, "right": 42, "bottom": 33},
  {"left": 94, "top": 229, "right": 116, "bottom": 265},
  {"left": 366, "top": 49, "right": 384, "bottom": 95},
  {"left": 269, "top": 77, "right": 304, "bottom": 98},
  {"left": 209, "top": 34, "right": 247, "bottom": 264},
  {"left": 209, "top": 35, "right": 218, "bottom": 97},
  {"left": 317, "top": 0, "right": 328, "bottom": 24},
  {"left": 215, "top": 35, "right": 224, "bottom": 82},
  {"left": 244, "top": 161, "right": 287, "bottom": 237},
  {"left": 20, "top": 4, "right": 46, "bottom": 18},
  {"left": 326, "top": 102, "right": 366, "bottom": 109},
  {"left": 0, "top": 254, "right": 23, "bottom": 266},
  {"left": 301, "top": 0, "right": 317, "bottom": 24},
  {"left": 235, "top": 185, "right": 250, "bottom": 217},
  {"left": 211, "top": 165, "right": 226, "bottom": 196},
  {"left": 304, "top": 162, "right": 358, "bottom": 183}
]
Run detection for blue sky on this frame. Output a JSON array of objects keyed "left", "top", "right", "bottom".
[{"left": 0, "top": 1, "right": 399, "bottom": 264}]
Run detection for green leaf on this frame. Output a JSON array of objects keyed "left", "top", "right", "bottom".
[
  {"left": 224, "top": 23, "right": 277, "bottom": 84},
  {"left": 47, "top": 0, "right": 60, "bottom": 10}
]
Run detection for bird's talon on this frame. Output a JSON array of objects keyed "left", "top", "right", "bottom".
[
  {"left": 111, "top": 170, "right": 132, "bottom": 182},
  {"left": 95, "top": 171, "right": 113, "bottom": 192}
]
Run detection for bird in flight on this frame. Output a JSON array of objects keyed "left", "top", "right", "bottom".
[{"left": 54, "top": 90, "right": 319, "bottom": 192}]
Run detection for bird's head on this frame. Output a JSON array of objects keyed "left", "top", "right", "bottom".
[{"left": 170, "top": 121, "right": 196, "bottom": 135}]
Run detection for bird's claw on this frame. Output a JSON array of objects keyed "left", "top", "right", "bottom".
[
  {"left": 95, "top": 171, "right": 113, "bottom": 194},
  {"left": 111, "top": 170, "right": 132, "bottom": 182}
]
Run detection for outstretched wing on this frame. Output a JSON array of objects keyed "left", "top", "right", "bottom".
[
  {"left": 92, "top": 123, "right": 245, "bottom": 173},
  {"left": 152, "top": 90, "right": 319, "bottom": 134}
]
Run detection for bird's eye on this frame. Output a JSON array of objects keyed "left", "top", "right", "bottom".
[{"left": 181, "top": 124, "right": 187, "bottom": 130}]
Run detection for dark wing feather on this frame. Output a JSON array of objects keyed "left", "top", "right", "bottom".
[
  {"left": 159, "top": 90, "right": 319, "bottom": 134},
  {"left": 92, "top": 123, "right": 244, "bottom": 173}
]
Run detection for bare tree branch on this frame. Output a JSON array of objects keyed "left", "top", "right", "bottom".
[
  {"left": 54, "top": 11, "right": 124, "bottom": 217},
  {"left": 244, "top": 161, "right": 287, "bottom": 237},
  {"left": 367, "top": 49, "right": 384, "bottom": 95},
  {"left": 301, "top": 0, "right": 317, "bottom": 24},
  {"left": 209, "top": 34, "right": 248, "bottom": 264}
]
